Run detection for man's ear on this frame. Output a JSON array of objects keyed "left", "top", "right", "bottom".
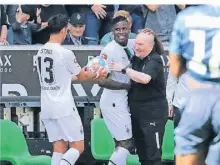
[
  {"left": 61, "top": 27, "right": 67, "bottom": 37},
  {"left": 128, "top": 28, "right": 131, "bottom": 34}
]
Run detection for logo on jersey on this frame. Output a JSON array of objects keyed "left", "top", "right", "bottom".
[
  {"left": 80, "top": 126, "right": 84, "bottom": 135},
  {"left": 101, "top": 53, "right": 108, "bottom": 60},
  {"left": 125, "top": 125, "right": 130, "bottom": 135},
  {"left": 74, "top": 58, "right": 78, "bottom": 64}
]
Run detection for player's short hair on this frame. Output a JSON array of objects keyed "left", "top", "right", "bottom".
[
  {"left": 112, "top": 16, "right": 128, "bottom": 26},
  {"left": 48, "top": 14, "right": 69, "bottom": 34},
  {"left": 113, "top": 10, "right": 132, "bottom": 25}
]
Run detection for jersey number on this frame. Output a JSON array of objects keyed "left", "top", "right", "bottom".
[
  {"left": 189, "top": 30, "right": 220, "bottom": 78},
  {"left": 37, "top": 57, "right": 55, "bottom": 84}
]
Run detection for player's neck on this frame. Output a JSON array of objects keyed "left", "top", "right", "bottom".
[{"left": 48, "top": 35, "right": 62, "bottom": 45}]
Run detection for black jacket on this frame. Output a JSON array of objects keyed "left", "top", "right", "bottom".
[{"left": 62, "top": 34, "right": 88, "bottom": 45}]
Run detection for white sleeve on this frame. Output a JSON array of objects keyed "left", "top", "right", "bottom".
[
  {"left": 99, "top": 47, "right": 113, "bottom": 74},
  {"left": 63, "top": 50, "right": 81, "bottom": 76}
]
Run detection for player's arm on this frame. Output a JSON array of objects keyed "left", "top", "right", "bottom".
[
  {"left": 65, "top": 51, "right": 103, "bottom": 81},
  {"left": 109, "top": 62, "right": 152, "bottom": 84},
  {"left": 126, "top": 68, "right": 151, "bottom": 84},
  {"left": 98, "top": 78, "right": 131, "bottom": 90},
  {"left": 166, "top": 70, "right": 179, "bottom": 106},
  {"left": 169, "top": 13, "right": 186, "bottom": 78},
  {"left": 75, "top": 67, "right": 99, "bottom": 81},
  {"left": 169, "top": 53, "right": 186, "bottom": 77}
]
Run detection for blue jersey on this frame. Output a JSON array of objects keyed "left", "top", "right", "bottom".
[{"left": 169, "top": 5, "right": 220, "bottom": 84}]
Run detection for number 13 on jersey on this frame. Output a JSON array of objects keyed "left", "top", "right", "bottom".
[{"left": 37, "top": 56, "right": 55, "bottom": 85}]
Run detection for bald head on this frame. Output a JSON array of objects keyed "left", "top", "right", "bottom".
[
  {"left": 134, "top": 32, "right": 155, "bottom": 58},
  {"left": 138, "top": 32, "right": 155, "bottom": 44}
]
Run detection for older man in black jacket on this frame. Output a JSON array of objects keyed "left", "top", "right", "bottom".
[{"left": 110, "top": 28, "right": 168, "bottom": 165}]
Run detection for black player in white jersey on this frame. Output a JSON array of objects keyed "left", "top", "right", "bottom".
[{"left": 98, "top": 16, "right": 134, "bottom": 165}]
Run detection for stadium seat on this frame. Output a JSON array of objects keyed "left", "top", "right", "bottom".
[
  {"left": 162, "top": 119, "right": 175, "bottom": 161},
  {"left": 0, "top": 119, "right": 51, "bottom": 165},
  {"left": 91, "top": 118, "right": 141, "bottom": 165}
]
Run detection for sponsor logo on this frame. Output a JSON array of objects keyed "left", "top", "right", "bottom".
[{"left": 0, "top": 55, "right": 12, "bottom": 73}]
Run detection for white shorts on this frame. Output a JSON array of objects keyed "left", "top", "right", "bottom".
[
  {"left": 42, "top": 114, "right": 84, "bottom": 142},
  {"left": 101, "top": 107, "right": 132, "bottom": 141}
]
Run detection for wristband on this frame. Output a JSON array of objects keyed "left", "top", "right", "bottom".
[{"left": 121, "top": 68, "right": 127, "bottom": 74}]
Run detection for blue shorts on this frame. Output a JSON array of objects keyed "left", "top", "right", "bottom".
[{"left": 174, "top": 87, "right": 220, "bottom": 165}]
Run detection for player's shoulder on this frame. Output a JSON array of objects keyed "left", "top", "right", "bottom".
[
  {"left": 173, "top": 5, "right": 207, "bottom": 30},
  {"left": 101, "top": 40, "right": 116, "bottom": 53},
  {"left": 59, "top": 46, "right": 75, "bottom": 57},
  {"left": 151, "top": 53, "right": 162, "bottom": 61},
  {"left": 177, "top": 5, "right": 213, "bottom": 20},
  {"left": 59, "top": 45, "right": 72, "bottom": 53}
]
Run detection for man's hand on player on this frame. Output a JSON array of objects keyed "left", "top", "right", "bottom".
[{"left": 109, "top": 62, "right": 124, "bottom": 72}]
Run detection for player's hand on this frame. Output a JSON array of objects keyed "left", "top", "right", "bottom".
[
  {"left": 91, "top": 4, "right": 107, "bottom": 19},
  {"left": 96, "top": 67, "right": 108, "bottom": 79},
  {"left": 168, "top": 105, "right": 174, "bottom": 118},
  {"left": 109, "top": 62, "right": 124, "bottom": 72}
]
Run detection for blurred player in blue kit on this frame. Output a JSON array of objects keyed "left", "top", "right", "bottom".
[{"left": 169, "top": 5, "right": 220, "bottom": 165}]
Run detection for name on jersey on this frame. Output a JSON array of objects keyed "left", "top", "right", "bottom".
[
  {"left": 41, "top": 86, "right": 60, "bottom": 90},
  {"left": 40, "top": 49, "right": 53, "bottom": 54}
]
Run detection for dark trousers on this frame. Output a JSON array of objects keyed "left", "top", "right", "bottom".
[
  {"left": 130, "top": 101, "right": 167, "bottom": 165},
  {"left": 131, "top": 117, "right": 166, "bottom": 165}
]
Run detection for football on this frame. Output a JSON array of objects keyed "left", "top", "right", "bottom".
[{"left": 86, "top": 55, "right": 108, "bottom": 73}]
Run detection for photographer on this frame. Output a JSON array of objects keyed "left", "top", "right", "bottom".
[{"left": 110, "top": 28, "right": 168, "bottom": 165}]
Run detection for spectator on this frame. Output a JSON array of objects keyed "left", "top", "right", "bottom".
[
  {"left": 32, "top": 5, "right": 67, "bottom": 44},
  {"left": 5, "top": 5, "right": 19, "bottom": 24},
  {"left": 84, "top": 4, "right": 115, "bottom": 45},
  {"left": 144, "top": 5, "right": 185, "bottom": 43},
  {"left": 11, "top": 5, "right": 40, "bottom": 45},
  {"left": 100, "top": 10, "right": 137, "bottom": 46},
  {"left": 0, "top": 5, "right": 8, "bottom": 45},
  {"left": 64, "top": 5, "right": 86, "bottom": 17},
  {"left": 119, "top": 5, "right": 144, "bottom": 33},
  {"left": 63, "top": 13, "right": 88, "bottom": 45},
  {"left": 5, "top": 5, "right": 19, "bottom": 44}
]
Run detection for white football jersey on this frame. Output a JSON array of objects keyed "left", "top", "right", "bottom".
[
  {"left": 36, "top": 43, "right": 81, "bottom": 119},
  {"left": 100, "top": 39, "right": 134, "bottom": 109}
]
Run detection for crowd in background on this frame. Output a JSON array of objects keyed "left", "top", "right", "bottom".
[{"left": 0, "top": 4, "right": 197, "bottom": 47}]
